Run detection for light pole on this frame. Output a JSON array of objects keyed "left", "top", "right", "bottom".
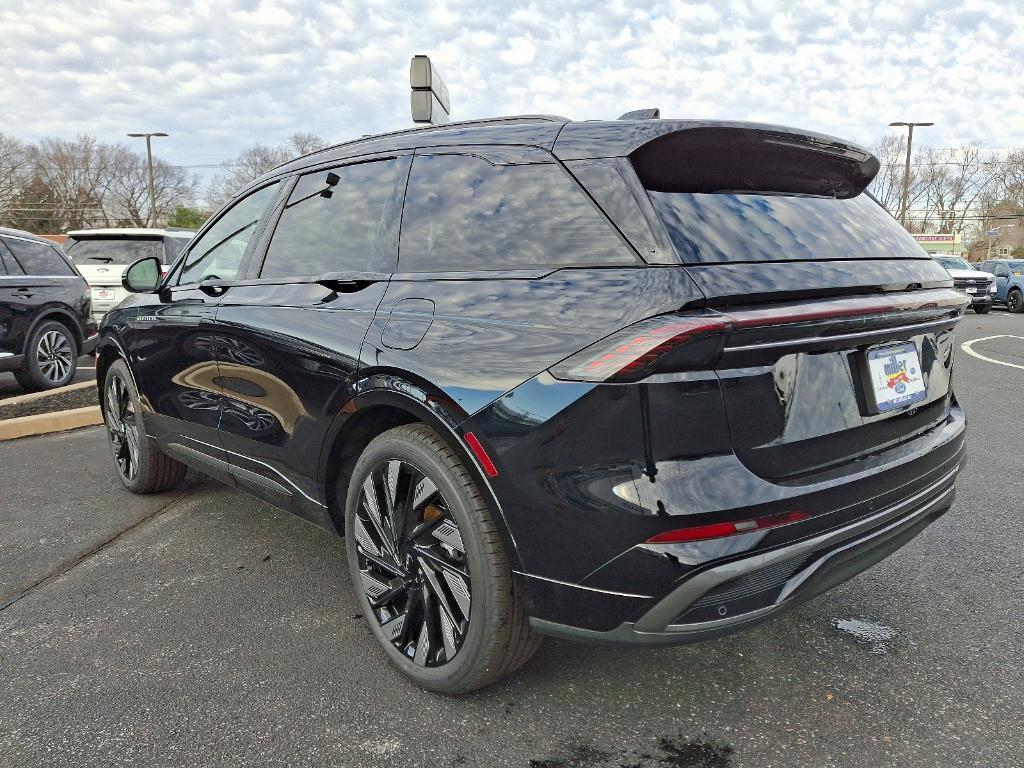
[
  {"left": 126, "top": 132, "right": 168, "bottom": 226},
  {"left": 888, "top": 121, "right": 933, "bottom": 229}
]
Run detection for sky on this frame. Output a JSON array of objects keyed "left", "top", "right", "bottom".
[{"left": 1, "top": 0, "right": 1021, "bottom": 182}]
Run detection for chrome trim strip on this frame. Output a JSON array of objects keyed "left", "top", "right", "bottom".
[
  {"left": 724, "top": 315, "right": 960, "bottom": 354},
  {"left": 0, "top": 352, "right": 14, "bottom": 359},
  {"left": 179, "top": 435, "right": 326, "bottom": 507},
  {"left": 513, "top": 570, "right": 654, "bottom": 600},
  {"left": 633, "top": 464, "right": 960, "bottom": 633}
]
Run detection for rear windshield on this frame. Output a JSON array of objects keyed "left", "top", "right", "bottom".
[
  {"left": 66, "top": 238, "right": 164, "bottom": 266},
  {"left": 647, "top": 192, "right": 928, "bottom": 264}
]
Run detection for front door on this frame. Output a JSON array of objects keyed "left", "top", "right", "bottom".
[{"left": 121, "top": 181, "right": 283, "bottom": 477}]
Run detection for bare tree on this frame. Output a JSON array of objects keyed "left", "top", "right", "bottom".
[
  {"left": 105, "top": 147, "right": 198, "bottom": 226},
  {"left": 207, "top": 133, "right": 328, "bottom": 206},
  {"left": 0, "top": 133, "right": 30, "bottom": 218}
]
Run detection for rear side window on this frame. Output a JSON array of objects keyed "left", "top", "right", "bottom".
[
  {"left": 399, "top": 154, "right": 632, "bottom": 272},
  {"left": 67, "top": 238, "right": 163, "bottom": 266},
  {"left": 0, "top": 240, "right": 17, "bottom": 275},
  {"left": 261, "top": 158, "right": 402, "bottom": 278},
  {"left": 179, "top": 182, "right": 279, "bottom": 285},
  {"left": 5, "top": 238, "right": 76, "bottom": 275}
]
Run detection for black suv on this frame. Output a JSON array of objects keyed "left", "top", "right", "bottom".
[
  {"left": 98, "top": 116, "right": 967, "bottom": 693},
  {"left": 1, "top": 227, "right": 98, "bottom": 390}
]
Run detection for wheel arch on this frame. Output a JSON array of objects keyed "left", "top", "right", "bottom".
[
  {"left": 318, "top": 378, "right": 523, "bottom": 569},
  {"left": 24, "top": 307, "right": 85, "bottom": 354}
]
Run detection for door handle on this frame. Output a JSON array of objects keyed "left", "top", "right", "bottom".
[
  {"left": 315, "top": 272, "right": 389, "bottom": 292},
  {"left": 198, "top": 279, "right": 232, "bottom": 297}
]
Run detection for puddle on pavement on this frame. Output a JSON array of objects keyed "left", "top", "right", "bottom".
[{"left": 832, "top": 618, "right": 898, "bottom": 654}]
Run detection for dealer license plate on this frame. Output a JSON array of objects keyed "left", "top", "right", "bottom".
[
  {"left": 865, "top": 343, "right": 927, "bottom": 413},
  {"left": 92, "top": 287, "right": 115, "bottom": 301}
]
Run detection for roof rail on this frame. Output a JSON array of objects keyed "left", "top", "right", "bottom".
[{"left": 275, "top": 114, "right": 571, "bottom": 174}]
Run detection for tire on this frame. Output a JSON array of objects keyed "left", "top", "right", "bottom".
[
  {"left": 974, "top": 305, "right": 991, "bottom": 314},
  {"left": 16, "top": 320, "right": 78, "bottom": 391},
  {"left": 1008, "top": 289, "right": 1024, "bottom": 314},
  {"left": 344, "top": 424, "right": 540, "bottom": 694},
  {"left": 102, "top": 359, "right": 187, "bottom": 494}
]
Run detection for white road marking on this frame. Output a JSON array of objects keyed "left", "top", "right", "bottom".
[{"left": 960, "top": 334, "right": 1024, "bottom": 371}]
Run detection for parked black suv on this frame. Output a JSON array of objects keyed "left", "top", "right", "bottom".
[
  {"left": 97, "top": 116, "right": 968, "bottom": 693},
  {"left": 1, "top": 227, "right": 98, "bottom": 390}
]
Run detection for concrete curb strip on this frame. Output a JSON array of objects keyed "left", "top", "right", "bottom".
[
  {"left": 0, "top": 380, "right": 95, "bottom": 407},
  {"left": 0, "top": 406, "right": 103, "bottom": 442}
]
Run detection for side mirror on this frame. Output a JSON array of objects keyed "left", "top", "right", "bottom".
[{"left": 122, "top": 256, "right": 162, "bottom": 293}]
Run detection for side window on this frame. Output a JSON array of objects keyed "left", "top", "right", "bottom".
[
  {"left": 179, "top": 182, "right": 279, "bottom": 285},
  {"left": 4, "top": 238, "right": 75, "bottom": 275},
  {"left": 260, "top": 158, "right": 403, "bottom": 278},
  {"left": 980, "top": 262, "right": 994, "bottom": 274},
  {"left": 996, "top": 264, "right": 1011, "bottom": 278},
  {"left": 398, "top": 154, "right": 634, "bottom": 272},
  {"left": 0, "top": 241, "right": 10, "bottom": 275}
]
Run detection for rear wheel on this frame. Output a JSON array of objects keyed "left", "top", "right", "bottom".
[
  {"left": 15, "top": 321, "right": 77, "bottom": 391},
  {"left": 1008, "top": 289, "right": 1023, "bottom": 314},
  {"left": 103, "top": 359, "right": 187, "bottom": 493},
  {"left": 344, "top": 424, "right": 540, "bottom": 694}
]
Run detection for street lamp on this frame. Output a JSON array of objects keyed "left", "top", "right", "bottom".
[
  {"left": 889, "top": 121, "right": 933, "bottom": 229},
  {"left": 126, "top": 132, "right": 168, "bottom": 226}
]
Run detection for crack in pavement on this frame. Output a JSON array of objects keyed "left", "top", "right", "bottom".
[{"left": 0, "top": 487, "right": 194, "bottom": 613}]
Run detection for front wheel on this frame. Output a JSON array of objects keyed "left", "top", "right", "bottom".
[
  {"left": 973, "top": 304, "right": 991, "bottom": 314},
  {"left": 1008, "top": 289, "right": 1024, "bottom": 314},
  {"left": 344, "top": 424, "right": 540, "bottom": 694},
  {"left": 103, "top": 359, "right": 187, "bottom": 493}
]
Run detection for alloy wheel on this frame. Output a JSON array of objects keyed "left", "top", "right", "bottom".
[
  {"left": 36, "top": 329, "right": 73, "bottom": 385},
  {"left": 354, "top": 459, "right": 471, "bottom": 667},
  {"left": 105, "top": 373, "right": 141, "bottom": 481},
  {"left": 1010, "top": 291, "right": 1022, "bottom": 313}
]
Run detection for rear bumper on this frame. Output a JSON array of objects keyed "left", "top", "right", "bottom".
[
  {"left": 81, "top": 331, "right": 99, "bottom": 356},
  {"left": 528, "top": 455, "right": 959, "bottom": 644}
]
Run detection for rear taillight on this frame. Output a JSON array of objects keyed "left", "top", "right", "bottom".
[
  {"left": 549, "top": 315, "right": 730, "bottom": 383},
  {"left": 646, "top": 510, "right": 810, "bottom": 544}
]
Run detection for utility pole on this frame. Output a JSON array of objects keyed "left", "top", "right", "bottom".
[
  {"left": 126, "top": 132, "right": 168, "bottom": 226},
  {"left": 888, "top": 121, "right": 933, "bottom": 230}
]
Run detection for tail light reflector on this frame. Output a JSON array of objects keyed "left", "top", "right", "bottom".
[
  {"left": 646, "top": 510, "right": 810, "bottom": 544},
  {"left": 463, "top": 431, "right": 499, "bottom": 478},
  {"left": 549, "top": 315, "right": 730, "bottom": 383}
]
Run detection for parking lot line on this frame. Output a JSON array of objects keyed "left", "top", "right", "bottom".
[{"left": 960, "top": 334, "right": 1024, "bottom": 371}]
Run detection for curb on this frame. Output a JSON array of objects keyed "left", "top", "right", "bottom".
[
  {"left": 0, "top": 380, "right": 94, "bottom": 407},
  {"left": 0, "top": 406, "right": 103, "bottom": 442}
]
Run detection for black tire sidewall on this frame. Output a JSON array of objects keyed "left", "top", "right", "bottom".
[
  {"left": 344, "top": 427, "right": 504, "bottom": 693},
  {"left": 103, "top": 359, "right": 155, "bottom": 492},
  {"left": 1009, "top": 290, "right": 1024, "bottom": 313},
  {"left": 22, "top": 321, "right": 78, "bottom": 390}
]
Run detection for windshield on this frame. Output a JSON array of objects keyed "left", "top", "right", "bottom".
[
  {"left": 66, "top": 238, "right": 164, "bottom": 266},
  {"left": 647, "top": 191, "right": 927, "bottom": 264},
  {"left": 934, "top": 257, "right": 973, "bottom": 270}
]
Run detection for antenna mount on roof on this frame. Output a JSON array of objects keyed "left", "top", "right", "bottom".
[
  {"left": 618, "top": 108, "right": 660, "bottom": 120},
  {"left": 410, "top": 55, "right": 451, "bottom": 125}
]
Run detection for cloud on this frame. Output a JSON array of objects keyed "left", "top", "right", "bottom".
[{"left": 0, "top": 0, "right": 1019, "bottom": 192}]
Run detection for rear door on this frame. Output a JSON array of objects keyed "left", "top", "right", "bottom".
[
  {"left": 118, "top": 182, "right": 282, "bottom": 478},
  {"left": 626, "top": 127, "right": 965, "bottom": 481},
  {"left": 0, "top": 235, "right": 84, "bottom": 359},
  {"left": 208, "top": 154, "right": 410, "bottom": 518}
]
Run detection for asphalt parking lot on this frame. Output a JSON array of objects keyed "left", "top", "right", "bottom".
[
  {"left": 0, "top": 355, "right": 95, "bottom": 401},
  {"left": 1, "top": 313, "right": 1022, "bottom": 768}
]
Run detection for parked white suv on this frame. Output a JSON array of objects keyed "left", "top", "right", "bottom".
[
  {"left": 64, "top": 228, "right": 195, "bottom": 321},
  {"left": 932, "top": 255, "right": 995, "bottom": 313}
]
